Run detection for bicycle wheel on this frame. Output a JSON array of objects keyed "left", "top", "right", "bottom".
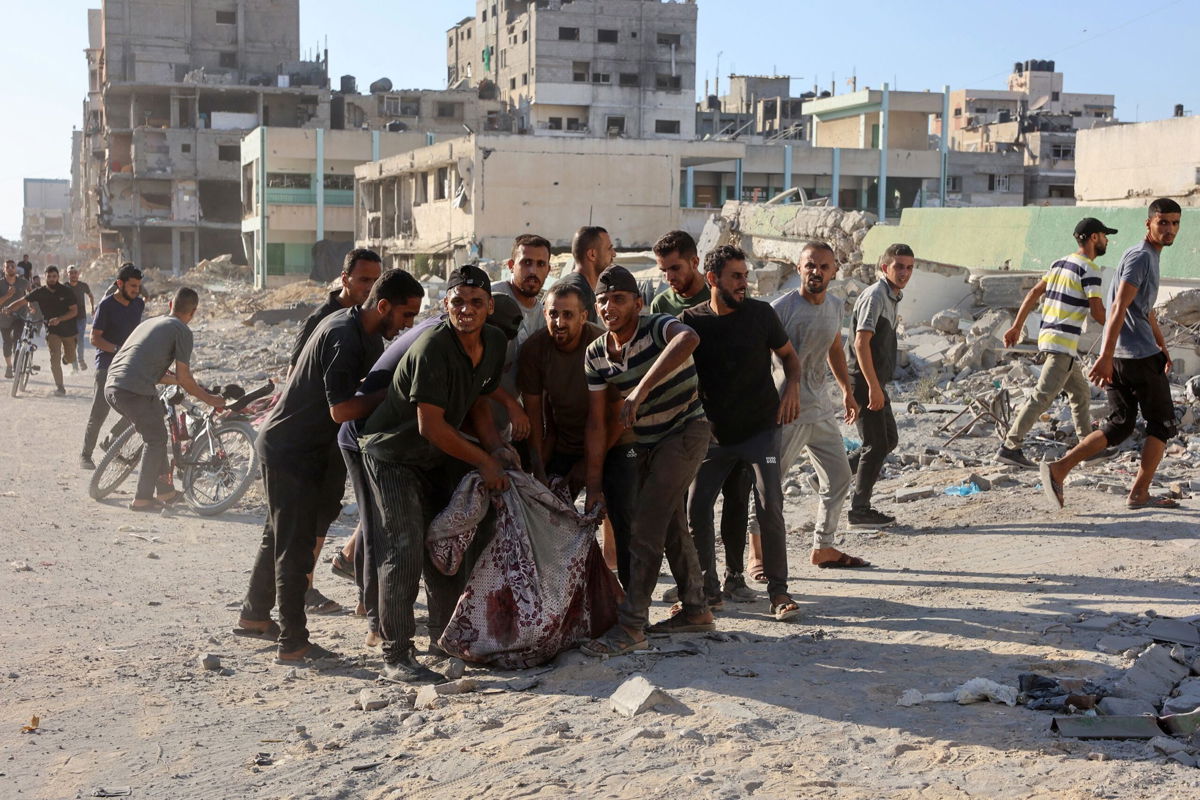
[
  {"left": 182, "top": 419, "right": 259, "bottom": 516},
  {"left": 89, "top": 426, "right": 145, "bottom": 500},
  {"left": 10, "top": 347, "right": 27, "bottom": 397}
]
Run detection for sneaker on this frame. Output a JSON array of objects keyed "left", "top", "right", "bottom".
[
  {"left": 847, "top": 508, "right": 896, "bottom": 528},
  {"left": 54, "top": 386, "right": 66, "bottom": 396},
  {"left": 722, "top": 573, "right": 758, "bottom": 603},
  {"left": 996, "top": 445, "right": 1037, "bottom": 469},
  {"left": 80, "top": 455, "right": 96, "bottom": 470},
  {"left": 380, "top": 649, "right": 445, "bottom": 684}
]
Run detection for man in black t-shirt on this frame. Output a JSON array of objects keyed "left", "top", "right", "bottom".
[
  {"left": 1, "top": 265, "right": 78, "bottom": 395},
  {"left": 288, "top": 248, "right": 383, "bottom": 372},
  {"left": 681, "top": 245, "right": 803, "bottom": 622},
  {"left": 16, "top": 255, "right": 32, "bottom": 281},
  {"left": 236, "top": 269, "right": 423, "bottom": 666}
]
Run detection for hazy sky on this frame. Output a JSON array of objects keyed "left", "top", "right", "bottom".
[{"left": 1, "top": 0, "right": 1196, "bottom": 242}]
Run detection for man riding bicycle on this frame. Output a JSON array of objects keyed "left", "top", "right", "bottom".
[
  {"left": 103, "top": 287, "right": 224, "bottom": 511},
  {"left": 0, "top": 265, "right": 78, "bottom": 395},
  {"left": 0, "top": 260, "right": 30, "bottom": 378}
]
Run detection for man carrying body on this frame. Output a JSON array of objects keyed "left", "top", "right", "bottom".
[
  {"left": 358, "top": 265, "right": 510, "bottom": 682},
  {"left": 80, "top": 264, "right": 145, "bottom": 469},
  {"left": 0, "top": 260, "right": 29, "bottom": 378},
  {"left": 65, "top": 265, "right": 95, "bottom": 372},
  {"left": 104, "top": 288, "right": 225, "bottom": 510},
  {"left": 556, "top": 226, "right": 615, "bottom": 323},
  {"left": 996, "top": 219, "right": 1110, "bottom": 468},
  {"left": 489, "top": 234, "right": 549, "bottom": 445},
  {"left": 1, "top": 265, "right": 79, "bottom": 396},
  {"left": 1042, "top": 199, "right": 1184, "bottom": 511},
  {"left": 771, "top": 242, "right": 871, "bottom": 569},
  {"left": 846, "top": 244, "right": 914, "bottom": 527},
  {"left": 682, "top": 245, "right": 804, "bottom": 621},
  {"left": 237, "top": 269, "right": 423, "bottom": 664},
  {"left": 581, "top": 266, "right": 714, "bottom": 656}
]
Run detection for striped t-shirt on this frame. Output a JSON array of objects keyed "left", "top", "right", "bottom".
[
  {"left": 1037, "top": 253, "right": 1103, "bottom": 356},
  {"left": 584, "top": 314, "right": 705, "bottom": 446}
]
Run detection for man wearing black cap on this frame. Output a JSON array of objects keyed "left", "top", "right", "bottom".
[
  {"left": 358, "top": 264, "right": 511, "bottom": 682},
  {"left": 580, "top": 265, "right": 713, "bottom": 656},
  {"left": 996, "top": 218, "right": 1110, "bottom": 468}
]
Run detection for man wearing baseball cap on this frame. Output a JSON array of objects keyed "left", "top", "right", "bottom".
[
  {"left": 996, "top": 218, "right": 1111, "bottom": 468},
  {"left": 358, "top": 263, "right": 512, "bottom": 682}
]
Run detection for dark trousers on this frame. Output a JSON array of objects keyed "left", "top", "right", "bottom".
[
  {"left": 83, "top": 367, "right": 129, "bottom": 458},
  {"left": 343, "top": 446, "right": 379, "bottom": 633},
  {"left": 598, "top": 444, "right": 639, "bottom": 590},
  {"left": 618, "top": 418, "right": 711, "bottom": 631},
  {"left": 104, "top": 387, "right": 167, "bottom": 502},
  {"left": 1, "top": 322, "right": 18, "bottom": 361},
  {"left": 240, "top": 460, "right": 342, "bottom": 652},
  {"left": 688, "top": 427, "right": 789, "bottom": 599},
  {"left": 849, "top": 376, "right": 899, "bottom": 511},
  {"left": 716, "top": 463, "right": 753, "bottom": 577}
]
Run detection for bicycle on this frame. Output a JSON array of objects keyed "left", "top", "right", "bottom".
[
  {"left": 88, "top": 380, "right": 275, "bottom": 516},
  {"left": 8, "top": 318, "right": 43, "bottom": 398}
]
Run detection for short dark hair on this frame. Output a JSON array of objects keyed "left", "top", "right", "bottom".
[
  {"left": 343, "top": 247, "right": 382, "bottom": 275},
  {"left": 546, "top": 282, "right": 587, "bottom": 308},
  {"left": 703, "top": 244, "right": 746, "bottom": 276},
  {"left": 571, "top": 226, "right": 608, "bottom": 264},
  {"left": 880, "top": 243, "right": 914, "bottom": 267},
  {"left": 801, "top": 241, "right": 835, "bottom": 258},
  {"left": 1149, "top": 197, "right": 1182, "bottom": 217},
  {"left": 44, "top": 265, "right": 59, "bottom": 274},
  {"left": 653, "top": 230, "right": 697, "bottom": 261},
  {"left": 511, "top": 234, "right": 552, "bottom": 260},
  {"left": 366, "top": 268, "right": 423, "bottom": 308},
  {"left": 173, "top": 287, "right": 199, "bottom": 315},
  {"left": 117, "top": 263, "right": 143, "bottom": 282}
]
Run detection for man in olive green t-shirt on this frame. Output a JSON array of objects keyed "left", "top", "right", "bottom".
[{"left": 648, "top": 230, "right": 708, "bottom": 315}]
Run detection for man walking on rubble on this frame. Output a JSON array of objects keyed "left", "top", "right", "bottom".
[
  {"left": 996, "top": 218, "right": 1110, "bottom": 469},
  {"left": 580, "top": 265, "right": 714, "bottom": 656},
  {"left": 846, "top": 243, "right": 914, "bottom": 527},
  {"left": 236, "top": 268, "right": 423, "bottom": 665},
  {"left": 1041, "top": 198, "right": 1184, "bottom": 511},
  {"left": 65, "top": 265, "right": 95, "bottom": 372}
]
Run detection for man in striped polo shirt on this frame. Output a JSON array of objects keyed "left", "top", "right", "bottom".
[
  {"left": 996, "top": 218, "right": 1111, "bottom": 469},
  {"left": 580, "top": 265, "right": 714, "bottom": 656}
]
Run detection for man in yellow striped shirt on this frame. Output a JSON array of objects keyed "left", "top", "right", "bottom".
[{"left": 996, "top": 218, "right": 1110, "bottom": 468}]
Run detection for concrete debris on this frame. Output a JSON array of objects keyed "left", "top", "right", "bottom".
[
  {"left": 610, "top": 675, "right": 679, "bottom": 718},
  {"left": 1098, "top": 697, "right": 1158, "bottom": 717},
  {"left": 1109, "top": 644, "right": 1192, "bottom": 703},
  {"left": 1096, "top": 634, "right": 1154, "bottom": 655},
  {"left": 897, "top": 677, "right": 1017, "bottom": 707},
  {"left": 1149, "top": 735, "right": 1192, "bottom": 756},
  {"left": 357, "top": 689, "right": 390, "bottom": 711},
  {"left": 199, "top": 653, "right": 222, "bottom": 671},
  {"left": 895, "top": 486, "right": 936, "bottom": 503}
]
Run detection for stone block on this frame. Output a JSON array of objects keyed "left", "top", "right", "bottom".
[
  {"left": 895, "top": 486, "right": 935, "bottom": 503},
  {"left": 931, "top": 309, "right": 961, "bottom": 334},
  {"left": 1162, "top": 695, "right": 1200, "bottom": 716},
  {"left": 1109, "top": 644, "right": 1192, "bottom": 702},
  {"left": 357, "top": 689, "right": 390, "bottom": 711},
  {"left": 1097, "top": 696, "right": 1158, "bottom": 716},
  {"left": 1096, "top": 634, "right": 1153, "bottom": 655},
  {"left": 610, "top": 675, "right": 677, "bottom": 718},
  {"left": 199, "top": 653, "right": 221, "bottom": 671}
]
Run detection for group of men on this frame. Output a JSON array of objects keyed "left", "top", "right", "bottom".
[{"left": 0, "top": 259, "right": 96, "bottom": 393}]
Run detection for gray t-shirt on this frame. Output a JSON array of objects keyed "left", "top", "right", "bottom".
[
  {"left": 846, "top": 277, "right": 901, "bottom": 384},
  {"left": 490, "top": 281, "right": 544, "bottom": 430},
  {"left": 1108, "top": 240, "right": 1161, "bottom": 360},
  {"left": 772, "top": 290, "right": 845, "bottom": 425},
  {"left": 106, "top": 316, "right": 194, "bottom": 396},
  {"left": 0, "top": 276, "right": 29, "bottom": 325}
]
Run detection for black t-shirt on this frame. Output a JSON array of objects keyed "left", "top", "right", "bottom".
[
  {"left": 681, "top": 298, "right": 789, "bottom": 446},
  {"left": 258, "top": 306, "right": 383, "bottom": 469},
  {"left": 25, "top": 284, "right": 79, "bottom": 337},
  {"left": 289, "top": 290, "right": 347, "bottom": 368},
  {"left": 16, "top": 261, "right": 32, "bottom": 281},
  {"left": 553, "top": 271, "right": 597, "bottom": 323}
]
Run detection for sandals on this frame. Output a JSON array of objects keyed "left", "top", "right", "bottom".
[
  {"left": 1039, "top": 462, "right": 1064, "bottom": 509},
  {"left": 646, "top": 612, "right": 716, "bottom": 636},
  {"left": 330, "top": 552, "right": 355, "bottom": 582},
  {"left": 770, "top": 596, "right": 801, "bottom": 622},
  {"left": 815, "top": 553, "right": 873, "bottom": 569},
  {"left": 304, "top": 588, "right": 342, "bottom": 615},
  {"left": 580, "top": 626, "right": 649, "bottom": 657},
  {"left": 232, "top": 619, "right": 280, "bottom": 640},
  {"left": 749, "top": 569, "right": 768, "bottom": 584},
  {"left": 129, "top": 500, "right": 167, "bottom": 513},
  {"left": 1127, "top": 496, "right": 1181, "bottom": 510},
  {"left": 275, "top": 642, "right": 342, "bottom": 667}
]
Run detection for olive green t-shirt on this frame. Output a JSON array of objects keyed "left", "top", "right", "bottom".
[
  {"left": 649, "top": 286, "right": 709, "bottom": 316},
  {"left": 359, "top": 320, "right": 506, "bottom": 466}
]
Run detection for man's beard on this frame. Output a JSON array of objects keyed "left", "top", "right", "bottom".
[{"left": 719, "top": 288, "right": 744, "bottom": 309}]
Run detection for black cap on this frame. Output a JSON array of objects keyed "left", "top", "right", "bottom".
[
  {"left": 595, "top": 265, "right": 639, "bottom": 295},
  {"left": 1074, "top": 217, "right": 1117, "bottom": 239},
  {"left": 487, "top": 294, "right": 524, "bottom": 341},
  {"left": 445, "top": 263, "right": 491, "bottom": 294}
]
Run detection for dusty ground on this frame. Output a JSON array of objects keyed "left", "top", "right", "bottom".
[{"left": 3, "top": 329, "right": 1200, "bottom": 800}]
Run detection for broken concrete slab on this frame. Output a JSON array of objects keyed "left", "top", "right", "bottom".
[
  {"left": 357, "top": 689, "right": 390, "bottom": 711},
  {"left": 610, "top": 675, "right": 679, "bottom": 718},
  {"left": 242, "top": 304, "right": 315, "bottom": 326},
  {"left": 1109, "top": 644, "right": 1191, "bottom": 702},
  {"left": 1160, "top": 708, "right": 1200, "bottom": 737},
  {"left": 1096, "top": 634, "right": 1153, "bottom": 655},
  {"left": 1149, "top": 735, "right": 1192, "bottom": 756},
  {"left": 1070, "top": 616, "right": 1122, "bottom": 632},
  {"left": 895, "top": 486, "right": 936, "bottom": 503},
  {"left": 931, "top": 309, "right": 961, "bottom": 334},
  {"left": 1161, "top": 695, "right": 1200, "bottom": 716},
  {"left": 1145, "top": 619, "right": 1200, "bottom": 647},
  {"left": 1098, "top": 696, "right": 1158, "bottom": 717},
  {"left": 1051, "top": 715, "right": 1163, "bottom": 739}
]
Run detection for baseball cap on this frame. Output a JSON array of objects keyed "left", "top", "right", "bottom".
[
  {"left": 595, "top": 265, "right": 639, "bottom": 295},
  {"left": 1074, "top": 218, "right": 1117, "bottom": 239},
  {"left": 487, "top": 294, "right": 524, "bottom": 341},
  {"left": 445, "top": 263, "right": 492, "bottom": 294}
]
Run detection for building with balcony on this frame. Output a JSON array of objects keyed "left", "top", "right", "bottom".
[{"left": 22, "top": 179, "right": 72, "bottom": 266}]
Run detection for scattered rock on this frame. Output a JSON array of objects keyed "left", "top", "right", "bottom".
[
  {"left": 199, "top": 653, "right": 221, "bottom": 671},
  {"left": 610, "top": 675, "right": 678, "bottom": 718},
  {"left": 357, "top": 689, "right": 390, "bottom": 712},
  {"left": 1149, "top": 735, "right": 1191, "bottom": 756},
  {"left": 1096, "top": 634, "right": 1153, "bottom": 655},
  {"left": 895, "top": 486, "right": 936, "bottom": 503}
]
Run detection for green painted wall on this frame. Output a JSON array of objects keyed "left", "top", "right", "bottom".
[{"left": 862, "top": 206, "right": 1200, "bottom": 280}]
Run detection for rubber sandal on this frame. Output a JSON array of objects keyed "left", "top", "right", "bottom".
[
  {"left": 816, "top": 553, "right": 873, "bottom": 569},
  {"left": 275, "top": 642, "right": 341, "bottom": 666},
  {"left": 304, "top": 588, "right": 342, "bottom": 615},
  {"left": 771, "top": 599, "right": 801, "bottom": 621},
  {"left": 1127, "top": 496, "right": 1181, "bottom": 510},
  {"left": 129, "top": 500, "right": 166, "bottom": 512},
  {"left": 1039, "top": 462, "right": 1064, "bottom": 509},
  {"left": 232, "top": 620, "right": 280, "bottom": 640},
  {"left": 749, "top": 569, "right": 768, "bottom": 584},
  {"left": 646, "top": 613, "right": 716, "bottom": 636},
  {"left": 330, "top": 552, "right": 355, "bottom": 582},
  {"left": 156, "top": 489, "right": 184, "bottom": 505},
  {"left": 580, "top": 627, "right": 649, "bottom": 657}
]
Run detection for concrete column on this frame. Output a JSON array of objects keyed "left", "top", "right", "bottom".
[
  {"left": 831, "top": 147, "right": 841, "bottom": 208},
  {"left": 371, "top": 130, "right": 380, "bottom": 162},
  {"left": 940, "top": 84, "right": 950, "bottom": 206},
  {"left": 171, "top": 228, "right": 181, "bottom": 275},
  {"left": 734, "top": 158, "right": 743, "bottom": 202},
  {"left": 315, "top": 128, "right": 325, "bottom": 241},
  {"left": 685, "top": 166, "right": 695, "bottom": 208},
  {"left": 783, "top": 145, "right": 793, "bottom": 202},
  {"left": 257, "top": 127, "right": 268, "bottom": 287},
  {"left": 877, "top": 82, "right": 889, "bottom": 221}
]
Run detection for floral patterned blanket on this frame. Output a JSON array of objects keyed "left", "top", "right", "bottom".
[{"left": 427, "top": 470, "right": 622, "bottom": 669}]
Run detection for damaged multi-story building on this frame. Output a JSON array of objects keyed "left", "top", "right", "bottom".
[
  {"left": 447, "top": 0, "right": 697, "bottom": 139},
  {"left": 77, "top": 0, "right": 329, "bottom": 272},
  {"left": 22, "top": 179, "right": 72, "bottom": 266}
]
